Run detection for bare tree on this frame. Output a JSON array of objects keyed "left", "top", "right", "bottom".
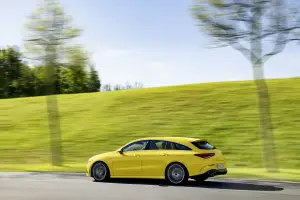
[
  {"left": 101, "top": 82, "right": 144, "bottom": 92},
  {"left": 124, "top": 81, "right": 133, "bottom": 90},
  {"left": 113, "top": 84, "right": 124, "bottom": 91},
  {"left": 102, "top": 84, "right": 112, "bottom": 92},
  {"left": 191, "top": 0, "right": 300, "bottom": 172},
  {"left": 133, "top": 81, "right": 144, "bottom": 89}
]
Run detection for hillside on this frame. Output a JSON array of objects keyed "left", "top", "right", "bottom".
[{"left": 0, "top": 78, "right": 300, "bottom": 169}]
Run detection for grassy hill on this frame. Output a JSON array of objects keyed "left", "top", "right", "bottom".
[{"left": 1, "top": 78, "right": 300, "bottom": 171}]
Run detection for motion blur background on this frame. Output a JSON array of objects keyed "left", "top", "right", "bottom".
[{"left": 0, "top": 0, "right": 299, "bottom": 181}]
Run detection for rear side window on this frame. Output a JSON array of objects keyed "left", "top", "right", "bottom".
[
  {"left": 191, "top": 141, "right": 216, "bottom": 150},
  {"left": 175, "top": 143, "right": 191, "bottom": 150},
  {"left": 165, "top": 141, "right": 192, "bottom": 151}
]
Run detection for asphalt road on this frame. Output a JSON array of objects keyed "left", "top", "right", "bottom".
[{"left": 1, "top": 173, "right": 300, "bottom": 200}]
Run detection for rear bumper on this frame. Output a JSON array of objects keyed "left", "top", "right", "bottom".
[
  {"left": 191, "top": 168, "right": 227, "bottom": 179},
  {"left": 208, "top": 168, "right": 227, "bottom": 176}
]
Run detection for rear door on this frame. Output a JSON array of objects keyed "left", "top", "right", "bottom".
[
  {"left": 154, "top": 141, "right": 196, "bottom": 169},
  {"left": 164, "top": 141, "right": 194, "bottom": 158},
  {"left": 139, "top": 140, "right": 169, "bottom": 178}
]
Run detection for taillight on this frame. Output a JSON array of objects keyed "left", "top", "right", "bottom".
[{"left": 194, "top": 153, "right": 215, "bottom": 159}]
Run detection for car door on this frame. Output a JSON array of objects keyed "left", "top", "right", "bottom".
[
  {"left": 164, "top": 141, "right": 194, "bottom": 163},
  {"left": 112, "top": 140, "right": 148, "bottom": 177},
  {"left": 139, "top": 140, "right": 169, "bottom": 178}
]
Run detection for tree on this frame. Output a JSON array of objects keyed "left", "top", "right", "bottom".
[
  {"left": 133, "top": 81, "right": 144, "bottom": 89},
  {"left": 102, "top": 84, "right": 112, "bottom": 92},
  {"left": 113, "top": 84, "right": 124, "bottom": 91},
  {"left": 31, "top": 65, "right": 48, "bottom": 96},
  {"left": 191, "top": 0, "right": 300, "bottom": 172},
  {"left": 24, "top": 0, "right": 82, "bottom": 166},
  {"left": 59, "top": 66, "right": 73, "bottom": 94},
  {"left": 88, "top": 64, "right": 101, "bottom": 92},
  {"left": 0, "top": 48, "right": 8, "bottom": 98},
  {"left": 0, "top": 46, "right": 23, "bottom": 98},
  {"left": 124, "top": 81, "right": 133, "bottom": 90},
  {"left": 0, "top": 45, "right": 99, "bottom": 98},
  {"left": 18, "top": 64, "right": 37, "bottom": 97},
  {"left": 66, "top": 45, "right": 90, "bottom": 93}
]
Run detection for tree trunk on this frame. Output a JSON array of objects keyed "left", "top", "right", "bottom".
[
  {"left": 46, "top": 93, "right": 63, "bottom": 166},
  {"left": 252, "top": 63, "right": 278, "bottom": 173},
  {"left": 250, "top": 1, "right": 277, "bottom": 173},
  {"left": 45, "top": 59, "right": 62, "bottom": 166}
]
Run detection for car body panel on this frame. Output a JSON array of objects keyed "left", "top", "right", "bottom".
[
  {"left": 87, "top": 137, "right": 227, "bottom": 179},
  {"left": 111, "top": 152, "right": 143, "bottom": 177},
  {"left": 138, "top": 150, "right": 168, "bottom": 178}
]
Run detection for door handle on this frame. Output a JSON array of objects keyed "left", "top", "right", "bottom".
[
  {"left": 161, "top": 153, "right": 167, "bottom": 156},
  {"left": 133, "top": 154, "right": 140, "bottom": 157}
]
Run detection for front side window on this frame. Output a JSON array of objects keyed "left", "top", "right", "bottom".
[{"left": 122, "top": 140, "right": 148, "bottom": 152}]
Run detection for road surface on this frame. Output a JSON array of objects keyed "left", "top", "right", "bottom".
[{"left": 0, "top": 173, "right": 300, "bottom": 200}]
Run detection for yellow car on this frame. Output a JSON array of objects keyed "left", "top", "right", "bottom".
[{"left": 86, "top": 137, "right": 227, "bottom": 185}]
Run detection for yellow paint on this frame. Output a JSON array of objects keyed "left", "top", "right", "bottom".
[{"left": 86, "top": 137, "right": 226, "bottom": 179}]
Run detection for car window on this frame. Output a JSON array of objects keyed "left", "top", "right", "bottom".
[
  {"left": 146, "top": 140, "right": 167, "bottom": 150},
  {"left": 191, "top": 141, "right": 216, "bottom": 150},
  {"left": 175, "top": 143, "right": 192, "bottom": 150},
  {"left": 165, "top": 141, "right": 192, "bottom": 151},
  {"left": 122, "top": 140, "right": 148, "bottom": 152}
]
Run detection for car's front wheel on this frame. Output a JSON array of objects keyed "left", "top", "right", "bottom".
[
  {"left": 165, "top": 163, "right": 188, "bottom": 185},
  {"left": 92, "top": 161, "right": 110, "bottom": 182}
]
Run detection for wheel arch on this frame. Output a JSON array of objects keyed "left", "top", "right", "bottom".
[
  {"left": 91, "top": 160, "right": 110, "bottom": 178},
  {"left": 165, "top": 161, "right": 190, "bottom": 178}
]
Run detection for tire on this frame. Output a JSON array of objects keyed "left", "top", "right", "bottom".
[
  {"left": 165, "top": 163, "right": 189, "bottom": 185},
  {"left": 91, "top": 161, "right": 110, "bottom": 182}
]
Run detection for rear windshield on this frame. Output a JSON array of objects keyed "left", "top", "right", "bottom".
[{"left": 191, "top": 141, "right": 216, "bottom": 150}]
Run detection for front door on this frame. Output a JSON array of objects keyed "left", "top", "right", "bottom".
[{"left": 112, "top": 140, "right": 148, "bottom": 177}]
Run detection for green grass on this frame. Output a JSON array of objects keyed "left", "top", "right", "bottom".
[{"left": 1, "top": 77, "right": 300, "bottom": 181}]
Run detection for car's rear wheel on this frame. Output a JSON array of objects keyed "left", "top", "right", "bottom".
[
  {"left": 92, "top": 161, "right": 110, "bottom": 182},
  {"left": 165, "top": 163, "right": 188, "bottom": 185}
]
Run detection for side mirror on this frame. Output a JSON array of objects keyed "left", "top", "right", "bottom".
[{"left": 118, "top": 149, "right": 123, "bottom": 154}]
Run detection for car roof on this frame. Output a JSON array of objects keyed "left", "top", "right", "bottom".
[{"left": 135, "top": 136, "right": 202, "bottom": 143}]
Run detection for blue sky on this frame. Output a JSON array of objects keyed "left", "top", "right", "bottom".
[{"left": 0, "top": 0, "right": 299, "bottom": 87}]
